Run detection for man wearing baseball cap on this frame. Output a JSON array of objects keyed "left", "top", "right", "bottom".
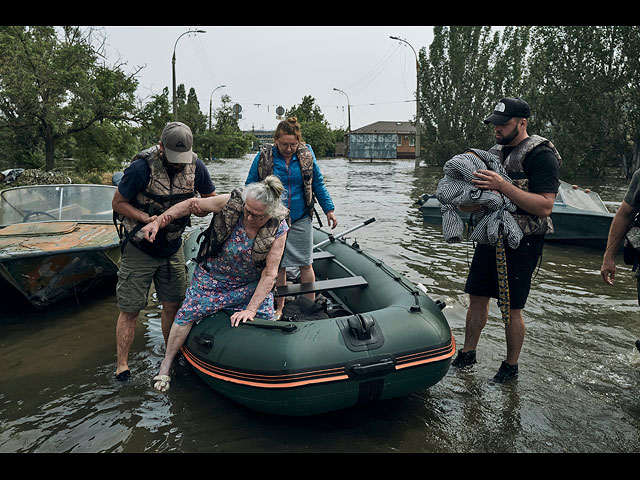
[
  {"left": 112, "top": 122, "right": 216, "bottom": 382},
  {"left": 451, "top": 97, "right": 561, "bottom": 383}
]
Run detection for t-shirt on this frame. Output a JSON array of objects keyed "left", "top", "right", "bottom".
[
  {"left": 118, "top": 157, "right": 216, "bottom": 257},
  {"left": 118, "top": 157, "right": 215, "bottom": 201},
  {"left": 624, "top": 168, "right": 640, "bottom": 209},
  {"left": 502, "top": 144, "right": 560, "bottom": 217},
  {"left": 501, "top": 144, "right": 560, "bottom": 194}
]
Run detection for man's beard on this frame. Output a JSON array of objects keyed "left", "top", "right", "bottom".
[
  {"left": 497, "top": 124, "right": 520, "bottom": 146},
  {"left": 162, "top": 155, "right": 186, "bottom": 173}
]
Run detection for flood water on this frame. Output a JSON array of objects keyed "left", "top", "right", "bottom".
[{"left": 1, "top": 156, "right": 639, "bottom": 453}]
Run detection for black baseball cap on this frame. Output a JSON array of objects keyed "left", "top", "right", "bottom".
[{"left": 483, "top": 97, "right": 531, "bottom": 125}]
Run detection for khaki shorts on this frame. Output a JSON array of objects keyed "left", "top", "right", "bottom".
[{"left": 116, "top": 243, "right": 187, "bottom": 313}]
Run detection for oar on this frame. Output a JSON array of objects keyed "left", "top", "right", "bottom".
[{"left": 314, "top": 217, "right": 375, "bottom": 249}]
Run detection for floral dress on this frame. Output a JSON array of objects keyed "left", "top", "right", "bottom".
[{"left": 174, "top": 218, "right": 289, "bottom": 326}]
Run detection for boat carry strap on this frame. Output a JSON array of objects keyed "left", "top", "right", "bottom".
[{"left": 242, "top": 321, "right": 297, "bottom": 333}]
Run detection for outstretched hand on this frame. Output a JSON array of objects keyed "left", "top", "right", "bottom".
[
  {"left": 140, "top": 214, "right": 174, "bottom": 242},
  {"left": 140, "top": 221, "right": 160, "bottom": 242}
]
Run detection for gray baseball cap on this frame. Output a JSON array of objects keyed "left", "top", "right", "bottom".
[{"left": 161, "top": 122, "right": 193, "bottom": 164}]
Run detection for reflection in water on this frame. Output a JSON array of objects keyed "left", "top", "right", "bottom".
[{"left": 1, "top": 157, "right": 639, "bottom": 452}]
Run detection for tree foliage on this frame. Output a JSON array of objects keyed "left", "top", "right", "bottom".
[
  {"left": 419, "top": 25, "right": 640, "bottom": 179},
  {"left": 0, "top": 26, "right": 140, "bottom": 171},
  {"left": 286, "top": 95, "right": 336, "bottom": 157}
]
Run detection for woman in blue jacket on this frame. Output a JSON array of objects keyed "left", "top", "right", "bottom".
[{"left": 246, "top": 117, "right": 337, "bottom": 318}]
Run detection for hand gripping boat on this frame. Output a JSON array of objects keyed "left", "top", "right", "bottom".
[{"left": 180, "top": 219, "right": 455, "bottom": 416}]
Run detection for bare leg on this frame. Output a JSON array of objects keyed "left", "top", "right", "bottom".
[
  {"left": 157, "top": 322, "right": 194, "bottom": 377},
  {"left": 461, "top": 295, "right": 490, "bottom": 352},
  {"left": 115, "top": 310, "right": 139, "bottom": 376},
  {"left": 160, "top": 301, "right": 181, "bottom": 345},
  {"left": 505, "top": 309, "right": 525, "bottom": 365},
  {"left": 299, "top": 264, "right": 315, "bottom": 301}
]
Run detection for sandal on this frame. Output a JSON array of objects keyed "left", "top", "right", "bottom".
[{"left": 153, "top": 374, "right": 171, "bottom": 392}]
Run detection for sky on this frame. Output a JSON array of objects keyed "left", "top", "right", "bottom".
[{"left": 99, "top": 26, "right": 436, "bottom": 133}]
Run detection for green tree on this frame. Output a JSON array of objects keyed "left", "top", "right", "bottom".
[
  {"left": 0, "top": 26, "right": 139, "bottom": 171},
  {"left": 201, "top": 94, "right": 252, "bottom": 158},
  {"left": 286, "top": 95, "right": 335, "bottom": 156},
  {"left": 526, "top": 27, "right": 623, "bottom": 176},
  {"left": 419, "top": 26, "right": 499, "bottom": 166},
  {"left": 137, "top": 87, "right": 173, "bottom": 150},
  {"left": 176, "top": 85, "right": 207, "bottom": 136}
]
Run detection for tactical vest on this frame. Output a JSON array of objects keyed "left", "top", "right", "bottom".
[
  {"left": 116, "top": 146, "right": 196, "bottom": 254},
  {"left": 489, "top": 135, "right": 562, "bottom": 236},
  {"left": 257, "top": 143, "right": 315, "bottom": 216},
  {"left": 196, "top": 188, "right": 289, "bottom": 272}
]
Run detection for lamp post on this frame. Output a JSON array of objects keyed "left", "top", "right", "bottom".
[
  {"left": 333, "top": 87, "right": 351, "bottom": 132},
  {"left": 172, "top": 29, "right": 206, "bottom": 120},
  {"left": 209, "top": 85, "right": 226, "bottom": 130},
  {"left": 390, "top": 36, "right": 421, "bottom": 168},
  {"left": 333, "top": 87, "right": 351, "bottom": 158}
]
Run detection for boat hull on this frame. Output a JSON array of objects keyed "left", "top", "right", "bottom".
[
  {"left": 0, "top": 222, "right": 120, "bottom": 307},
  {"left": 181, "top": 226, "right": 454, "bottom": 416},
  {"left": 418, "top": 189, "right": 615, "bottom": 249}
]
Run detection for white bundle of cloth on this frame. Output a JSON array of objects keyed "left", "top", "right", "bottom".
[{"left": 436, "top": 148, "right": 523, "bottom": 248}]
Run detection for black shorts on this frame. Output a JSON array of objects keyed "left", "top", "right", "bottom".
[{"left": 464, "top": 235, "right": 545, "bottom": 310}]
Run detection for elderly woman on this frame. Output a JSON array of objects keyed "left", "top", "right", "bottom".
[
  {"left": 140, "top": 175, "right": 289, "bottom": 392},
  {"left": 245, "top": 117, "right": 337, "bottom": 319}
]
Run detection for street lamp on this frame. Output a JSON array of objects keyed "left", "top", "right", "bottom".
[
  {"left": 390, "top": 35, "right": 421, "bottom": 168},
  {"left": 333, "top": 87, "right": 351, "bottom": 132},
  {"left": 209, "top": 85, "right": 227, "bottom": 130},
  {"left": 333, "top": 87, "right": 351, "bottom": 159},
  {"left": 172, "top": 29, "right": 206, "bottom": 119}
]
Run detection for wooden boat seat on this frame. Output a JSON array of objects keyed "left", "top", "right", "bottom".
[{"left": 275, "top": 276, "right": 368, "bottom": 297}]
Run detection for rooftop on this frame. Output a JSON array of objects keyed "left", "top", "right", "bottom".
[{"left": 350, "top": 121, "right": 415, "bottom": 134}]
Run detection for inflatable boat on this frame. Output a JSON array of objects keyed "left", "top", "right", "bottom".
[{"left": 180, "top": 221, "right": 455, "bottom": 416}]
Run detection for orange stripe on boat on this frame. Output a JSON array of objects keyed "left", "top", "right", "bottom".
[
  {"left": 182, "top": 347, "right": 349, "bottom": 388},
  {"left": 181, "top": 334, "right": 455, "bottom": 389},
  {"left": 395, "top": 335, "right": 456, "bottom": 370}
]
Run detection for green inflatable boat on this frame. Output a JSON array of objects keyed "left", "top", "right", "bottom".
[{"left": 180, "top": 221, "right": 455, "bottom": 416}]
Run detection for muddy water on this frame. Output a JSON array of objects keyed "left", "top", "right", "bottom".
[{"left": 1, "top": 157, "right": 639, "bottom": 452}]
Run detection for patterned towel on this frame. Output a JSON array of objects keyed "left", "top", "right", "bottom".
[
  {"left": 436, "top": 148, "right": 522, "bottom": 324},
  {"left": 436, "top": 149, "right": 523, "bottom": 249}
]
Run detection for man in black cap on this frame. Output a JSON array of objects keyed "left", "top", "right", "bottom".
[
  {"left": 451, "top": 97, "right": 561, "bottom": 383},
  {"left": 111, "top": 122, "right": 216, "bottom": 381}
]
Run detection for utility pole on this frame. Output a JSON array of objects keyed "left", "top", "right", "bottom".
[
  {"left": 390, "top": 36, "right": 421, "bottom": 168},
  {"left": 209, "top": 85, "right": 226, "bottom": 130},
  {"left": 333, "top": 88, "right": 351, "bottom": 158},
  {"left": 333, "top": 87, "right": 351, "bottom": 132}
]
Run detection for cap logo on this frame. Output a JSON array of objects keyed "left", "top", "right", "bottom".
[
  {"left": 495, "top": 102, "right": 506, "bottom": 113},
  {"left": 176, "top": 141, "right": 185, "bottom": 148}
]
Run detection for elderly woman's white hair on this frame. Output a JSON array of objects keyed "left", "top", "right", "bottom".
[{"left": 241, "top": 175, "right": 285, "bottom": 217}]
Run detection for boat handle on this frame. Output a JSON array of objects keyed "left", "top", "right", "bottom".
[{"left": 350, "top": 359, "right": 395, "bottom": 376}]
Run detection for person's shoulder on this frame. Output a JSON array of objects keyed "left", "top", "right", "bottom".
[
  {"left": 631, "top": 168, "right": 640, "bottom": 181},
  {"left": 194, "top": 157, "right": 209, "bottom": 171}
]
